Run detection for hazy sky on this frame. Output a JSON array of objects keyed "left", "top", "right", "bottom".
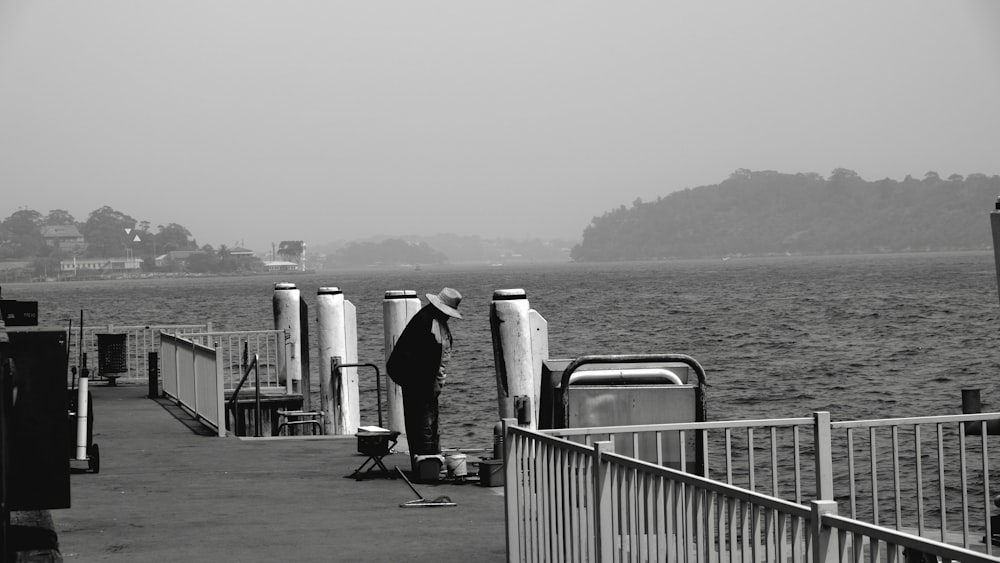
[{"left": 1, "top": 2, "right": 998, "bottom": 251}]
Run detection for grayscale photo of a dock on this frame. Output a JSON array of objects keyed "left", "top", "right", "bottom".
[{"left": 2, "top": 2, "right": 1000, "bottom": 562}]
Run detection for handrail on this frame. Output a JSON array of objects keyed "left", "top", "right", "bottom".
[
  {"left": 227, "top": 351, "right": 261, "bottom": 437},
  {"left": 333, "top": 360, "right": 383, "bottom": 428},
  {"left": 558, "top": 353, "right": 708, "bottom": 389}
]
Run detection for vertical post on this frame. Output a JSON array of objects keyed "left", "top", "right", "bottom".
[
  {"left": 991, "top": 198, "right": 1000, "bottom": 306},
  {"left": 593, "top": 440, "right": 614, "bottom": 562},
  {"left": 490, "top": 289, "right": 537, "bottom": 429},
  {"left": 383, "top": 290, "right": 420, "bottom": 434},
  {"left": 503, "top": 418, "right": 519, "bottom": 563},
  {"left": 316, "top": 287, "right": 336, "bottom": 435},
  {"left": 254, "top": 355, "right": 262, "bottom": 438},
  {"left": 299, "top": 298, "right": 311, "bottom": 413},
  {"left": 1, "top": 318, "right": 11, "bottom": 558},
  {"left": 317, "top": 288, "right": 358, "bottom": 434},
  {"left": 147, "top": 351, "right": 159, "bottom": 398},
  {"left": 813, "top": 411, "right": 833, "bottom": 501},
  {"left": 75, "top": 371, "right": 89, "bottom": 461},
  {"left": 214, "top": 347, "right": 225, "bottom": 437},
  {"left": 810, "top": 500, "right": 838, "bottom": 563},
  {"left": 963, "top": 389, "right": 984, "bottom": 435},
  {"left": 190, "top": 340, "right": 199, "bottom": 414},
  {"left": 528, "top": 309, "right": 549, "bottom": 418},
  {"left": 273, "top": 282, "right": 301, "bottom": 392}
]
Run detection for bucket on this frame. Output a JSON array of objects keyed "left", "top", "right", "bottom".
[
  {"left": 478, "top": 459, "right": 504, "bottom": 487},
  {"left": 445, "top": 453, "right": 467, "bottom": 478}
]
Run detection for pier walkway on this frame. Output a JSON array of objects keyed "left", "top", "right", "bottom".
[{"left": 53, "top": 384, "right": 507, "bottom": 562}]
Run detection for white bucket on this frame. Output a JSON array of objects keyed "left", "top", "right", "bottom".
[{"left": 445, "top": 453, "right": 468, "bottom": 478}]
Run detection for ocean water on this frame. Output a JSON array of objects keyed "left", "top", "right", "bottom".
[{"left": 5, "top": 251, "right": 1000, "bottom": 451}]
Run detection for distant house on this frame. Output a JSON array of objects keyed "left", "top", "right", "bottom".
[
  {"left": 229, "top": 247, "right": 255, "bottom": 258},
  {"left": 40, "top": 225, "right": 87, "bottom": 254},
  {"left": 264, "top": 261, "right": 301, "bottom": 272},
  {"left": 155, "top": 250, "right": 207, "bottom": 270},
  {"left": 60, "top": 257, "right": 143, "bottom": 274}
]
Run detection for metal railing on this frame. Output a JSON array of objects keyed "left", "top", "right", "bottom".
[
  {"left": 160, "top": 332, "right": 225, "bottom": 437},
  {"left": 507, "top": 420, "right": 1000, "bottom": 562},
  {"left": 227, "top": 352, "right": 263, "bottom": 437},
  {"left": 67, "top": 323, "right": 210, "bottom": 382},
  {"left": 179, "top": 330, "right": 287, "bottom": 392},
  {"left": 543, "top": 410, "right": 1000, "bottom": 556}
]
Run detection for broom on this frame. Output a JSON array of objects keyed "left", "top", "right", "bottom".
[{"left": 395, "top": 466, "right": 456, "bottom": 507}]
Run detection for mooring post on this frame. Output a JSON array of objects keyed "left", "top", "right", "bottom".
[
  {"left": 316, "top": 287, "right": 346, "bottom": 434},
  {"left": 272, "top": 283, "right": 301, "bottom": 393},
  {"left": 383, "top": 290, "right": 420, "bottom": 434},
  {"left": 961, "top": 388, "right": 1000, "bottom": 435},
  {"left": 490, "top": 289, "right": 537, "bottom": 429},
  {"left": 316, "top": 287, "right": 361, "bottom": 434},
  {"left": 991, "top": 198, "right": 1000, "bottom": 307}
]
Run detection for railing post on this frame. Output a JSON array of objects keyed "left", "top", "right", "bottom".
[
  {"left": 214, "top": 347, "right": 225, "bottom": 437},
  {"left": 810, "top": 500, "right": 838, "bottom": 563},
  {"left": 593, "top": 440, "right": 614, "bottom": 563},
  {"left": 813, "top": 411, "right": 833, "bottom": 501},
  {"left": 502, "top": 418, "right": 519, "bottom": 563},
  {"left": 191, "top": 340, "right": 199, "bottom": 414},
  {"left": 147, "top": 351, "right": 159, "bottom": 398}
]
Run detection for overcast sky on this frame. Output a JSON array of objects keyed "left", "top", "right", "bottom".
[{"left": 1, "top": 1, "right": 998, "bottom": 251}]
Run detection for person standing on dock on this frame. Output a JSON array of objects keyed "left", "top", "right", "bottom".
[{"left": 386, "top": 288, "right": 462, "bottom": 457}]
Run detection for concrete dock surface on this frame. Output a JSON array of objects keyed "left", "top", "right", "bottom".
[{"left": 52, "top": 384, "right": 508, "bottom": 562}]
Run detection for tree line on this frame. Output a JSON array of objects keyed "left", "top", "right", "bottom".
[
  {"left": 571, "top": 170, "right": 1000, "bottom": 261},
  {"left": 0, "top": 206, "right": 265, "bottom": 276}
]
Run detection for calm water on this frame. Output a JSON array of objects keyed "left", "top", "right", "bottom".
[{"left": 5, "top": 251, "right": 1000, "bottom": 450}]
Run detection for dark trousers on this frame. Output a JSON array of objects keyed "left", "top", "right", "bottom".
[{"left": 401, "top": 387, "right": 440, "bottom": 455}]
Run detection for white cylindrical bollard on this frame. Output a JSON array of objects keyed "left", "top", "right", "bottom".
[
  {"left": 76, "top": 374, "right": 89, "bottom": 460},
  {"left": 490, "top": 289, "right": 537, "bottom": 430},
  {"left": 317, "top": 287, "right": 359, "bottom": 434},
  {"left": 273, "top": 282, "right": 301, "bottom": 391},
  {"left": 383, "top": 290, "right": 420, "bottom": 433},
  {"left": 317, "top": 287, "right": 342, "bottom": 434}
]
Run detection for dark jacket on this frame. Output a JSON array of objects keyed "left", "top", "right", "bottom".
[{"left": 386, "top": 306, "right": 451, "bottom": 394}]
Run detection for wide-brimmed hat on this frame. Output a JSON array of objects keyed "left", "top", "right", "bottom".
[{"left": 427, "top": 287, "right": 463, "bottom": 319}]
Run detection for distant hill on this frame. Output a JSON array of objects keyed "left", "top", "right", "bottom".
[
  {"left": 571, "top": 169, "right": 1000, "bottom": 261},
  {"left": 310, "top": 234, "right": 576, "bottom": 268}
]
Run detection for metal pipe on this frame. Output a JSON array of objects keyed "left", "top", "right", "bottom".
[
  {"left": 334, "top": 361, "right": 383, "bottom": 429},
  {"left": 254, "top": 355, "right": 261, "bottom": 438}
]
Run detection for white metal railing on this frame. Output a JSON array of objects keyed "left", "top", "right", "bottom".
[
  {"left": 67, "top": 323, "right": 211, "bottom": 382},
  {"left": 543, "top": 411, "right": 1000, "bottom": 556},
  {"left": 160, "top": 332, "right": 225, "bottom": 437},
  {"left": 178, "top": 330, "right": 287, "bottom": 392},
  {"left": 508, "top": 420, "right": 1000, "bottom": 563}
]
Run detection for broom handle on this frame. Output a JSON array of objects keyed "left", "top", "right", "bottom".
[{"left": 394, "top": 466, "right": 423, "bottom": 499}]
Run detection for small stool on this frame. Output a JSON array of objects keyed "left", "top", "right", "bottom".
[
  {"left": 353, "top": 429, "right": 400, "bottom": 480},
  {"left": 276, "top": 410, "right": 324, "bottom": 436}
]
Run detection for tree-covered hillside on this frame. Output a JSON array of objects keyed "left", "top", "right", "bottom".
[{"left": 571, "top": 170, "right": 1000, "bottom": 261}]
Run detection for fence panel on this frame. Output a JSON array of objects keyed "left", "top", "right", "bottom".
[{"left": 542, "top": 411, "right": 1000, "bottom": 558}]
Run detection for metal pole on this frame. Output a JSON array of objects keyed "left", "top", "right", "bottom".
[
  {"left": 254, "top": 355, "right": 262, "bottom": 438},
  {"left": 147, "top": 352, "right": 158, "bottom": 398},
  {"left": 375, "top": 364, "right": 383, "bottom": 428},
  {"left": 991, "top": 198, "right": 1000, "bottom": 306}
]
